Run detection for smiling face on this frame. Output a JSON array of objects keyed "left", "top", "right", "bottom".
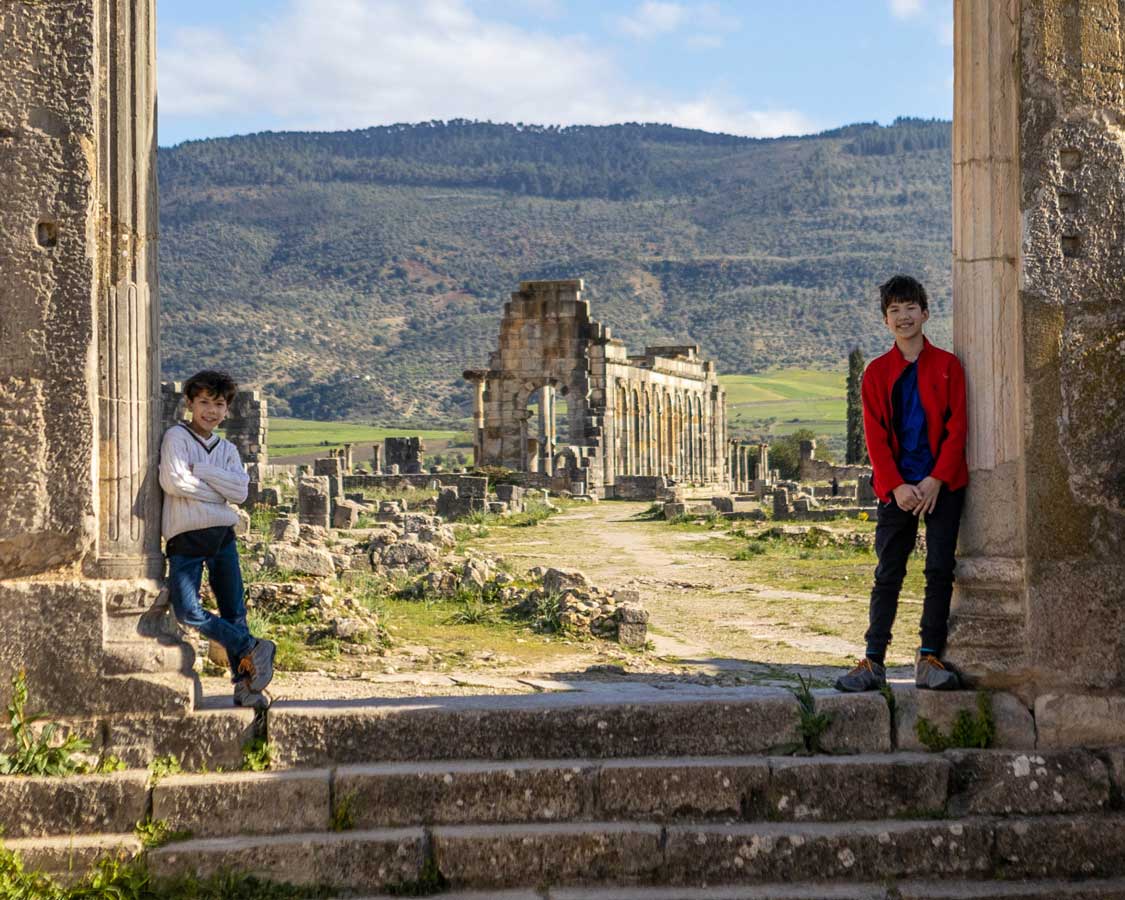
[
  {"left": 186, "top": 389, "right": 229, "bottom": 437},
  {"left": 884, "top": 298, "right": 930, "bottom": 342}
]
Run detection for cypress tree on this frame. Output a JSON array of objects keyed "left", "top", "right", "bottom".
[{"left": 846, "top": 347, "right": 868, "bottom": 465}]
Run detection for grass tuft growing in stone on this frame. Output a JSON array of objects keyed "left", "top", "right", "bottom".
[
  {"left": 1, "top": 844, "right": 335, "bottom": 899},
  {"left": 134, "top": 817, "right": 192, "bottom": 849},
  {"left": 147, "top": 754, "right": 183, "bottom": 787},
  {"left": 0, "top": 671, "right": 95, "bottom": 777},
  {"left": 241, "top": 737, "right": 273, "bottom": 772},
  {"left": 330, "top": 791, "right": 358, "bottom": 832},
  {"left": 384, "top": 855, "right": 449, "bottom": 897},
  {"left": 915, "top": 692, "right": 995, "bottom": 751},
  {"left": 789, "top": 673, "right": 832, "bottom": 754}
]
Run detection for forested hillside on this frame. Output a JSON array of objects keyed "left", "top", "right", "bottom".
[{"left": 158, "top": 118, "right": 952, "bottom": 422}]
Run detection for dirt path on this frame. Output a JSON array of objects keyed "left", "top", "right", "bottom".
[{"left": 471, "top": 501, "right": 916, "bottom": 685}]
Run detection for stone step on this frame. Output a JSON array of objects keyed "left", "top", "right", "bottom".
[
  {"left": 267, "top": 685, "right": 1038, "bottom": 768},
  {"left": 348, "top": 881, "right": 1125, "bottom": 900},
  {"left": 1, "top": 833, "right": 142, "bottom": 878},
  {"left": 146, "top": 814, "right": 1125, "bottom": 893},
  {"left": 5, "top": 748, "right": 1113, "bottom": 839}
]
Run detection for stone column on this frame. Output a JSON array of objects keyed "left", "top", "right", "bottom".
[
  {"left": 948, "top": 0, "right": 1125, "bottom": 698},
  {"left": 0, "top": 0, "right": 195, "bottom": 715},
  {"left": 372, "top": 444, "right": 384, "bottom": 473},
  {"left": 462, "top": 370, "right": 486, "bottom": 469}
]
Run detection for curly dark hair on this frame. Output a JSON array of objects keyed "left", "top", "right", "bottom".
[
  {"left": 879, "top": 274, "right": 929, "bottom": 317},
  {"left": 183, "top": 370, "right": 238, "bottom": 403}
]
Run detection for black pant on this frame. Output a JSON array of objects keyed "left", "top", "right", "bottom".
[{"left": 865, "top": 486, "right": 965, "bottom": 659}]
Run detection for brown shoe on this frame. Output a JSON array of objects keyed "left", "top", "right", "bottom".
[{"left": 835, "top": 657, "right": 886, "bottom": 692}]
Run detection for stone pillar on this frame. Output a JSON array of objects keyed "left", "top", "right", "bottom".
[
  {"left": 759, "top": 443, "right": 771, "bottom": 484},
  {"left": 314, "top": 457, "right": 344, "bottom": 500},
  {"left": 463, "top": 370, "right": 486, "bottom": 469},
  {"left": 342, "top": 443, "right": 354, "bottom": 474},
  {"left": 372, "top": 444, "right": 384, "bottom": 473},
  {"left": 948, "top": 0, "right": 1125, "bottom": 696},
  {"left": 0, "top": 0, "right": 194, "bottom": 715},
  {"left": 298, "top": 477, "right": 331, "bottom": 529}
]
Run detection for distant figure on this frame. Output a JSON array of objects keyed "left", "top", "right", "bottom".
[
  {"left": 831, "top": 477, "right": 840, "bottom": 497},
  {"left": 835, "top": 275, "right": 968, "bottom": 696}
]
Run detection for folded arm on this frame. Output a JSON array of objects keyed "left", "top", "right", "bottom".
[
  {"left": 191, "top": 447, "right": 249, "bottom": 504},
  {"left": 159, "top": 438, "right": 227, "bottom": 504}
]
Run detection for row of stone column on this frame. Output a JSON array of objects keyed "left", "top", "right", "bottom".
[
  {"left": 729, "top": 441, "right": 770, "bottom": 493},
  {"left": 613, "top": 382, "right": 722, "bottom": 482}
]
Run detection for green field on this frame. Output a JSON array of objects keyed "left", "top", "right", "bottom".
[
  {"left": 269, "top": 418, "right": 468, "bottom": 461},
  {"left": 720, "top": 369, "right": 846, "bottom": 439}
]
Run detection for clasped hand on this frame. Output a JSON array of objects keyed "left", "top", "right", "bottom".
[{"left": 892, "top": 476, "right": 942, "bottom": 517}]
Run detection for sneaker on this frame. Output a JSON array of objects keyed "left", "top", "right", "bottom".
[
  {"left": 916, "top": 654, "right": 960, "bottom": 690},
  {"left": 238, "top": 638, "right": 276, "bottom": 692},
  {"left": 233, "top": 678, "right": 271, "bottom": 710},
  {"left": 835, "top": 657, "right": 887, "bottom": 692}
]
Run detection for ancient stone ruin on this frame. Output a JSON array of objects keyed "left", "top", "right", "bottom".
[{"left": 465, "top": 279, "right": 728, "bottom": 499}]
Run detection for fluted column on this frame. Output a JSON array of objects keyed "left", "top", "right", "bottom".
[
  {"left": 0, "top": 0, "right": 194, "bottom": 715},
  {"left": 948, "top": 0, "right": 1125, "bottom": 697}
]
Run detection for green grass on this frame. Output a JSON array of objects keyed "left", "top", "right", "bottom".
[
  {"left": 719, "top": 368, "right": 846, "bottom": 437},
  {"left": 268, "top": 418, "right": 465, "bottom": 461}
]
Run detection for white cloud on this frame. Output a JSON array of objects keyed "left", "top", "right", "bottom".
[
  {"left": 617, "top": 1, "right": 690, "bottom": 38},
  {"left": 160, "top": 0, "right": 804, "bottom": 140},
  {"left": 888, "top": 0, "right": 925, "bottom": 19}
]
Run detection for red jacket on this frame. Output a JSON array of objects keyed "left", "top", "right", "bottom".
[{"left": 862, "top": 338, "right": 969, "bottom": 502}]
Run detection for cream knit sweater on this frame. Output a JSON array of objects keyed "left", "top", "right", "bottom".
[{"left": 159, "top": 423, "right": 250, "bottom": 542}]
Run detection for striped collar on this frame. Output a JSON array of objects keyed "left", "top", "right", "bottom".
[{"left": 177, "top": 421, "right": 220, "bottom": 454}]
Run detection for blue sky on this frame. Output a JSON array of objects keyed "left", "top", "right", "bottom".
[{"left": 157, "top": 0, "right": 953, "bottom": 147}]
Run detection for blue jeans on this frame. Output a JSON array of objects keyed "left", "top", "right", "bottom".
[{"left": 167, "top": 538, "right": 255, "bottom": 681}]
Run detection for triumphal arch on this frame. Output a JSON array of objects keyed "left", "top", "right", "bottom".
[{"left": 0, "top": 0, "right": 1122, "bottom": 719}]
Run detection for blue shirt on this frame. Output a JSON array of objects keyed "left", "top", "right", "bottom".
[{"left": 893, "top": 362, "right": 935, "bottom": 482}]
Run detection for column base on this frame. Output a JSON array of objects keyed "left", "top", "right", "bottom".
[
  {"left": 0, "top": 578, "right": 198, "bottom": 717},
  {"left": 945, "top": 555, "right": 1032, "bottom": 695}
]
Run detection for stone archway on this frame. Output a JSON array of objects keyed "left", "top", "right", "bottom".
[{"left": 1, "top": 0, "right": 1123, "bottom": 716}]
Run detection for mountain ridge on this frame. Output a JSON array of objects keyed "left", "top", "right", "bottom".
[{"left": 158, "top": 117, "right": 953, "bottom": 425}]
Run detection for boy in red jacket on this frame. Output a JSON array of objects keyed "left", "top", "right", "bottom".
[{"left": 836, "top": 275, "right": 968, "bottom": 693}]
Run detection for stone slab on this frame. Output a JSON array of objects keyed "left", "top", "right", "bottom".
[
  {"left": 336, "top": 760, "right": 594, "bottom": 828},
  {"left": 662, "top": 819, "right": 993, "bottom": 884},
  {"left": 892, "top": 688, "right": 1035, "bottom": 752},
  {"left": 270, "top": 691, "right": 804, "bottom": 767},
  {"left": 1035, "top": 695, "right": 1125, "bottom": 749},
  {"left": 431, "top": 822, "right": 664, "bottom": 889},
  {"left": 813, "top": 691, "right": 892, "bottom": 754},
  {"left": 103, "top": 708, "right": 258, "bottom": 769},
  {"left": 945, "top": 749, "right": 1110, "bottom": 816},
  {"left": 767, "top": 754, "right": 949, "bottom": 822},
  {"left": 153, "top": 769, "right": 332, "bottom": 837},
  {"left": 1, "top": 833, "right": 143, "bottom": 877},
  {"left": 149, "top": 828, "right": 425, "bottom": 893},
  {"left": 597, "top": 758, "right": 768, "bottom": 822},
  {"left": 0, "top": 771, "right": 147, "bottom": 837},
  {"left": 552, "top": 887, "right": 885, "bottom": 900},
  {"left": 895, "top": 878, "right": 1125, "bottom": 899},
  {"left": 993, "top": 814, "right": 1125, "bottom": 879}
]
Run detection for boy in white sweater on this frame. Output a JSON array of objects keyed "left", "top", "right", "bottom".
[{"left": 159, "top": 370, "right": 276, "bottom": 708}]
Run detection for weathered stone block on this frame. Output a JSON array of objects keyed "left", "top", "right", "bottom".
[
  {"left": 270, "top": 516, "right": 300, "bottom": 543},
  {"left": 993, "top": 814, "right": 1125, "bottom": 879},
  {"left": 103, "top": 709, "right": 257, "bottom": 770},
  {"left": 336, "top": 760, "right": 594, "bottom": 828},
  {"left": 615, "top": 604, "right": 649, "bottom": 649},
  {"left": 1035, "top": 694, "right": 1125, "bottom": 749},
  {"left": 270, "top": 694, "right": 805, "bottom": 767},
  {"left": 264, "top": 543, "right": 335, "bottom": 578},
  {"left": 431, "top": 822, "right": 663, "bottom": 888},
  {"left": 814, "top": 691, "right": 892, "bottom": 754},
  {"left": 0, "top": 772, "right": 148, "bottom": 837},
  {"left": 945, "top": 749, "right": 1110, "bottom": 816},
  {"left": 332, "top": 499, "right": 363, "bottom": 530},
  {"left": 662, "top": 819, "right": 992, "bottom": 883},
  {"left": 298, "top": 476, "right": 331, "bottom": 529},
  {"left": 893, "top": 688, "right": 1035, "bottom": 751},
  {"left": 149, "top": 828, "right": 425, "bottom": 892},
  {"left": 153, "top": 769, "right": 331, "bottom": 837},
  {"left": 767, "top": 755, "right": 949, "bottom": 822},
  {"left": 597, "top": 758, "right": 767, "bottom": 822}
]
